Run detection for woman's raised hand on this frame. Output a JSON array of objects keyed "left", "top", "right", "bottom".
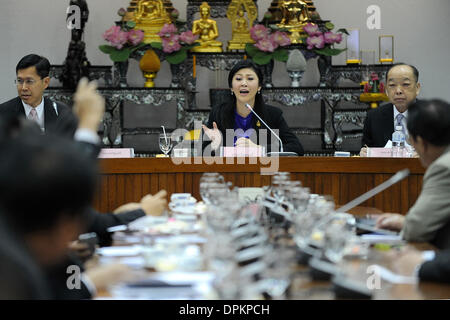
[{"left": 202, "top": 121, "right": 222, "bottom": 150}]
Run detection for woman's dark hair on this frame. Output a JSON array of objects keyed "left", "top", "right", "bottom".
[{"left": 219, "top": 60, "right": 265, "bottom": 129}]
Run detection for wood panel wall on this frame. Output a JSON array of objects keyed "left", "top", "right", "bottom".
[{"left": 94, "top": 157, "right": 425, "bottom": 214}]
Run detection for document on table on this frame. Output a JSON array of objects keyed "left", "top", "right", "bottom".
[
  {"left": 106, "top": 272, "right": 216, "bottom": 300},
  {"left": 369, "top": 265, "right": 418, "bottom": 284}
]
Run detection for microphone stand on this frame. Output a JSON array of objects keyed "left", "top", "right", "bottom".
[{"left": 245, "top": 103, "right": 298, "bottom": 157}]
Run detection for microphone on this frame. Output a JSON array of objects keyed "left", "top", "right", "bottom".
[
  {"left": 336, "top": 169, "right": 410, "bottom": 213},
  {"left": 244, "top": 103, "right": 298, "bottom": 156}
]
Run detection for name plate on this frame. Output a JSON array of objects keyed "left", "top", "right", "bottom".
[
  {"left": 221, "top": 146, "right": 265, "bottom": 157},
  {"left": 98, "top": 148, "right": 135, "bottom": 158},
  {"left": 367, "top": 148, "right": 392, "bottom": 158},
  {"left": 172, "top": 148, "right": 190, "bottom": 157}
]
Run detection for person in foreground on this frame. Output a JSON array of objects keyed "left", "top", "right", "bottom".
[
  {"left": 375, "top": 99, "right": 450, "bottom": 249},
  {"left": 202, "top": 60, "right": 304, "bottom": 156},
  {"left": 360, "top": 63, "right": 421, "bottom": 156}
]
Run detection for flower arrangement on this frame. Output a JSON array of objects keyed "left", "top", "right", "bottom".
[
  {"left": 99, "top": 8, "right": 146, "bottom": 62},
  {"left": 245, "top": 24, "right": 292, "bottom": 65},
  {"left": 302, "top": 22, "right": 348, "bottom": 57},
  {"left": 364, "top": 72, "right": 385, "bottom": 93},
  {"left": 150, "top": 23, "right": 199, "bottom": 64}
]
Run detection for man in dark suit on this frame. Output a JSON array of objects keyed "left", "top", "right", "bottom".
[
  {"left": 0, "top": 54, "right": 77, "bottom": 138},
  {"left": 360, "top": 63, "right": 421, "bottom": 152}
]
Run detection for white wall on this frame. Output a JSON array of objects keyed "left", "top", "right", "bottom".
[{"left": 1, "top": 0, "right": 449, "bottom": 102}]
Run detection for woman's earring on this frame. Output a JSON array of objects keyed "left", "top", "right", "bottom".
[
  {"left": 231, "top": 91, "right": 234, "bottom": 96},
  {"left": 257, "top": 89, "right": 261, "bottom": 94}
]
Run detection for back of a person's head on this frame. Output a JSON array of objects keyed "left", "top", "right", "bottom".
[
  {"left": 16, "top": 54, "right": 50, "bottom": 78},
  {"left": 407, "top": 99, "right": 450, "bottom": 146},
  {"left": 0, "top": 133, "right": 98, "bottom": 235}
]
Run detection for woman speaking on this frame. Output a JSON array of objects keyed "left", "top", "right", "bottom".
[{"left": 202, "top": 60, "right": 304, "bottom": 156}]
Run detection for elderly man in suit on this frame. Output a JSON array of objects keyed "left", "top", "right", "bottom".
[
  {"left": 0, "top": 54, "right": 77, "bottom": 137},
  {"left": 360, "top": 63, "right": 421, "bottom": 155},
  {"left": 375, "top": 99, "right": 450, "bottom": 249}
]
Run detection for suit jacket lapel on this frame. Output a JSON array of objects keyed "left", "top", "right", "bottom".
[
  {"left": 13, "top": 97, "right": 26, "bottom": 116},
  {"left": 43, "top": 98, "right": 58, "bottom": 129},
  {"left": 381, "top": 104, "right": 394, "bottom": 143}
]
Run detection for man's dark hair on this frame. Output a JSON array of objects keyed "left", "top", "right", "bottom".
[
  {"left": 0, "top": 133, "right": 98, "bottom": 234},
  {"left": 16, "top": 54, "right": 51, "bottom": 79},
  {"left": 386, "top": 63, "right": 419, "bottom": 83},
  {"left": 407, "top": 99, "right": 450, "bottom": 146}
]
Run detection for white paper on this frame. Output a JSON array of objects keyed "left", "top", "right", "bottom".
[
  {"left": 384, "top": 140, "right": 393, "bottom": 148},
  {"left": 370, "top": 265, "right": 418, "bottom": 284},
  {"left": 96, "top": 245, "right": 143, "bottom": 257},
  {"left": 360, "top": 234, "right": 404, "bottom": 244}
]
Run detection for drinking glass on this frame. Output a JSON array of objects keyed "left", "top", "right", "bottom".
[{"left": 159, "top": 133, "right": 173, "bottom": 156}]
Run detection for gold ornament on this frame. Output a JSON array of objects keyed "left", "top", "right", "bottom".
[
  {"left": 191, "top": 2, "right": 223, "bottom": 52},
  {"left": 226, "top": 0, "right": 257, "bottom": 51},
  {"left": 277, "top": 0, "right": 312, "bottom": 44},
  {"left": 133, "top": 0, "right": 171, "bottom": 43},
  {"left": 139, "top": 49, "right": 161, "bottom": 87}
]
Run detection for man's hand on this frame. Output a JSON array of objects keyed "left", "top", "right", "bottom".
[
  {"left": 85, "top": 263, "right": 133, "bottom": 293},
  {"left": 202, "top": 122, "right": 222, "bottom": 150},
  {"left": 73, "top": 78, "right": 105, "bottom": 132},
  {"left": 388, "top": 247, "right": 425, "bottom": 276},
  {"left": 140, "top": 190, "right": 168, "bottom": 216},
  {"left": 113, "top": 202, "right": 142, "bottom": 214},
  {"left": 376, "top": 213, "right": 405, "bottom": 231}
]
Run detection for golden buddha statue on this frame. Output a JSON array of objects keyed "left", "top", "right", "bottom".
[
  {"left": 133, "top": 0, "right": 171, "bottom": 43},
  {"left": 277, "top": 0, "right": 312, "bottom": 44},
  {"left": 227, "top": 0, "right": 257, "bottom": 51},
  {"left": 191, "top": 2, "right": 223, "bottom": 52}
]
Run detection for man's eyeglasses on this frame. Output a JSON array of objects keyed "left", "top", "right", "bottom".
[{"left": 15, "top": 78, "right": 40, "bottom": 87}]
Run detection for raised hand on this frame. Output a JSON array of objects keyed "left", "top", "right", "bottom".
[{"left": 202, "top": 121, "right": 222, "bottom": 150}]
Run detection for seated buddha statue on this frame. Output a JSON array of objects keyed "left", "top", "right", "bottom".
[
  {"left": 277, "top": 0, "right": 312, "bottom": 44},
  {"left": 278, "top": 0, "right": 311, "bottom": 28},
  {"left": 134, "top": 0, "right": 171, "bottom": 43},
  {"left": 191, "top": 2, "right": 223, "bottom": 52},
  {"left": 227, "top": 5, "right": 254, "bottom": 51}
]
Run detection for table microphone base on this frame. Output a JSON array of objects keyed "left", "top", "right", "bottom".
[{"left": 266, "top": 152, "right": 298, "bottom": 157}]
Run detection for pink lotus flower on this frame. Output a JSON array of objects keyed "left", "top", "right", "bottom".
[
  {"left": 109, "top": 29, "right": 129, "bottom": 50},
  {"left": 255, "top": 38, "right": 278, "bottom": 53},
  {"left": 158, "top": 23, "right": 177, "bottom": 39},
  {"left": 128, "top": 29, "right": 144, "bottom": 46},
  {"left": 303, "top": 23, "right": 321, "bottom": 37},
  {"left": 250, "top": 24, "right": 269, "bottom": 42},
  {"left": 103, "top": 25, "right": 121, "bottom": 42},
  {"left": 162, "top": 35, "right": 181, "bottom": 53},
  {"left": 306, "top": 34, "right": 325, "bottom": 50},
  {"left": 323, "top": 32, "right": 342, "bottom": 44},
  {"left": 179, "top": 30, "right": 198, "bottom": 45},
  {"left": 270, "top": 31, "right": 291, "bottom": 47}
]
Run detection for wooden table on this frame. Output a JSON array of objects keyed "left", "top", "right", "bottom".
[{"left": 95, "top": 157, "right": 425, "bottom": 215}]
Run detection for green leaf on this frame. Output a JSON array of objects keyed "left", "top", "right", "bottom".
[
  {"left": 252, "top": 52, "right": 273, "bottom": 65},
  {"left": 337, "top": 28, "right": 350, "bottom": 35},
  {"left": 245, "top": 43, "right": 259, "bottom": 57},
  {"left": 127, "top": 21, "right": 136, "bottom": 29},
  {"left": 150, "top": 42, "right": 163, "bottom": 50},
  {"left": 325, "top": 22, "right": 335, "bottom": 30},
  {"left": 110, "top": 48, "right": 131, "bottom": 62},
  {"left": 272, "top": 48, "right": 289, "bottom": 62},
  {"left": 166, "top": 49, "right": 187, "bottom": 64},
  {"left": 185, "top": 43, "right": 200, "bottom": 50},
  {"left": 130, "top": 43, "right": 148, "bottom": 52},
  {"left": 315, "top": 48, "right": 347, "bottom": 56},
  {"left": 99, "top": 45, "right": 115, "bottom": 54}
]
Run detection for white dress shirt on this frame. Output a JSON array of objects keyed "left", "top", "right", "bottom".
[
  {"left": 392, "top": 105, "right": 413, "bottom": 150},
  {"left": 22, "top": 98, "right": 45, "bottom": 131}
]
